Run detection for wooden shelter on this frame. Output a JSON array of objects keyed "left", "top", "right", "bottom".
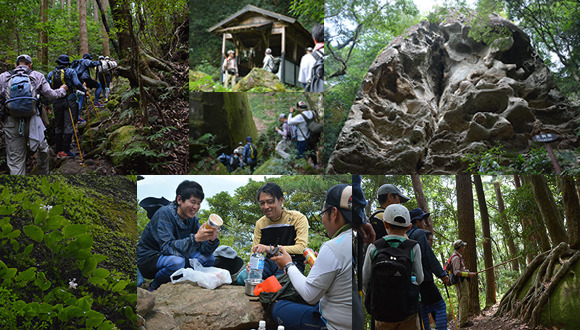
[{"left": 208, "top": 5, "right": 313, "bottom": 86}]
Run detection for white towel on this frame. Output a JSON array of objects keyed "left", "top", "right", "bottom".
[{"left": 28, "top": 115, "right": 46, "bottom": 152}]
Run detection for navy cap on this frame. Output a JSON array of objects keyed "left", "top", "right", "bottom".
[
  {"left": 325, "top": 184, "right": 352, "bottom": 223},
  {"left": 409, "top": 208, "right": 430, "bottom": 222},
  {"left": 56, "top": 55, "right": 71, "bottom": 65}
]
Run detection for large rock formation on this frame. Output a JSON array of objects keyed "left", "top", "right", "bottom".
[
  {"left": 140, "top": 283, "right": 267, "bottom": 330},
  {"left": 328, "top": 12, "right": 579, "bottom": 174},
  {"left": 232, "top": 68, "right": 286, "bottom": 92}
]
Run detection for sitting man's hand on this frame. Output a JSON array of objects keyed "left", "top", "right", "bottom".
[
  {"left": 194, "top": 226, "right": 218, "bottom": 242},
  {"left": 252, "top": 244, "right": 272, "bottom": 254}
]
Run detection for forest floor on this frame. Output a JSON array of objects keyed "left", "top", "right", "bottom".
[{"left": 445, "top": 303, "right": 550, "bottom": 330}]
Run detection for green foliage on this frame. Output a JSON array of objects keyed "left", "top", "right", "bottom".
[
  {"left": 189, "top": 133, "right": 228, "bottom": 174},
  {"left": 290, "top": 0, "right": 324, "bottom": 23}
]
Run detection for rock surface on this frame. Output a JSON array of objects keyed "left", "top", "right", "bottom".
[
  {"left": 233, "top": 68, "right": 285, "bottom": 92},
  {"left": 327, "top": 12, "right": 579, "bottom": 174},
  {"left": 142, "top": 282, "right": 267, "bottom": 330}
]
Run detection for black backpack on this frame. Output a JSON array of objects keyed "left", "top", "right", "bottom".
[
  {"left": 306, "top": 50, "right": 324, "bottom": 92},
  {"left": 365, "top": 237, "right": 419, "bottom": 322},
  {"left": 444, "top": 253, "right": 460, "bottom": 285},
  {"left": 369, "top": 210, "right": 388, "bottom": 241},
  {"left": 299, "top": 112, "right": 322, "bottom": 146},
  {"left": 70, "top": 59, "right": 87, "bottom": 81},
  {"left": 272, "top": 57, "right": 281, "bottom": 74},
  {"left": 49, "top": 69, "right": 72, "bottom": 95}
]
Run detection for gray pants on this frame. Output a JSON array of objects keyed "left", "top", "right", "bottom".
[
  {"left": 276, "top": 139, "right": 292, "bottom": 159},
  {"left": 4, "top": 116, "right": 49, "bottom": 175}
]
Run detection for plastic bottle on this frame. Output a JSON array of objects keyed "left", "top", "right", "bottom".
[
  {"left": 411, "top": 275, "right": 418, "bottom": 285},
  {"left": 277, "top": 326, "right": 285, "bottom": 330},
  {"left": 249, "top": 252, "right": 265, "bottom": 282},
  {"left": 258, "top": 320, "right": 266, "bottom": 330}
]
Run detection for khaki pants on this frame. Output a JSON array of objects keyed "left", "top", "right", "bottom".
[
  {"left": 455, "top": 279, "right": 470, "bottom": 326},
  {"left": 224, "top": 71, "right": 236, "bottom": 89},
  {"left": 375, "top": 313, "right": 420, "bottom": 330},
  {"left": 276, "top": 139, "right": 292, "bottom": 159},
  {"left": 4, "top": 116, "right": 49, "bottom": 175}
]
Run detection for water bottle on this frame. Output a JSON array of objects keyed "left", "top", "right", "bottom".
[
  {"left": 411, "top": 275, "right": 418, "bottom": 285},
  {"left": 277, "top": 326, "right": 285, "bottom": 330},
  {"left": 258, "top": 320, "right": 266, "bottom": 330},
  {"left": 249, "top": 252, "right": 265, "bottom": 282}
]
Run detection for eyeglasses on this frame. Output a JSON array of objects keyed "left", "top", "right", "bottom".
[{"left": 319, "top": 207, "right": 333, "bottom": 217}]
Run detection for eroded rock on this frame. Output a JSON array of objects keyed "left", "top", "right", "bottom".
[
  {"left": 328, "top": 12, "right": 579, "bottom": 174},
  {"left": 232, "top": 68, "right": 285, "bottom": 92}
]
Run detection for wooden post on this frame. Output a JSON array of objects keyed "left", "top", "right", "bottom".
[
  {"left": 221, "top": 33, "right": 226, "bottom": 83},
  {"left": 281, "top": 26, "right": 286, "bottom": 83}
]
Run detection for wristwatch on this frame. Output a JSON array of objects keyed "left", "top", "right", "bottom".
[{"left": 284, "top": 262, "right": 295, "bottom": 274}]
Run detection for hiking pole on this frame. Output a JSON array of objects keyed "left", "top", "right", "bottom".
[
  {"left": 85, "top": 90, "right": 102, "bottom": 121},
  {"left": 441, "top": 254, "right": 458, "bottom": 330},
  {"left": 475, "top": 255, "right": 523, "bottom": 274},
  {"left": 67, "top": 106, "right": 85, "bottom": 167},
  {"left": 85, "top": 100, "right": 94, "bottom": 149}
]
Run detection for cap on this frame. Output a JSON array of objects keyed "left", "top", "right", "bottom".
[
  {"left": 306, "top": 47, "right": 313, "bottom": 52},
  {"left": 105, "top": 56, "right": 110, "bottom": 60},
  {"left": 213, "top": 246, "right": 237, "bottom": 259},
  {"left": 16, "top": 54, "right": 32, "bottom": 64},
  {"left": 297, "top": 101, "right": 308, "bottom": 109},
  {"left": 279, "top": 113, "right": 287, "bottom": 120},
  {"left": 227, "top": 50, "right": 235, "bottom": 55},
  {"left": 383, "top": 204, "right": 410, "bottom": 227},
  {"left": 409, "top": 208, "right": 430, "bottom": 222},
  {"left": 98, "top": 55, "right": 104, "bottom": 60},
  {"left": 238, "top": 142, "right": 243, "bottom": 146},
  {"left": 246, "top": 136, "right": 253, "bottom": 142},
  {"left": 266, "top": 48, "right": 272, "bottom": 54},
  {"left": 55, "top": 55, "right": 71, "bottom": 65},
  {"left": 453, "top": 240, "right": 467, "bottom": 250},
  {"left": 324, "top": 184, "right": 352, "bottom": 223},
  {"left": 377, "top": 184, "right": 410, "bottom": 203},
  {"left": 83, "top": 53, "right": 92, "bottom": 60}
]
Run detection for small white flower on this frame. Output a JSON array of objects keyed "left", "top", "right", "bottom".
[
  {"left": 69, "top": 278, "right": 78, "bottom": 290},
  {"left": 40, "top": 204, "right": 53, "bottom": 212}
]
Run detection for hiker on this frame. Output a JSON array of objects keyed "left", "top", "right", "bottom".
[
  {"left": 407, "top": 208, "right": 449, "bottom": 330},
  {"left": 305, "top": 24, "right": 324, "bottom": 92},
  {"left": 234, "top": 142, "right": 245, "bottom": 168},
  {"left": 363, "top": 204, "right": 423, "bottom": 330},
  {"left": 222, "top": 50, "right": 239, "bottom": 89},
  {"left": 449, "top": 240, "right": 476, "bottom": 328},
  {"left": 238, "top": 182, "right": 308, "bottom": 283},
  {"left": 96, "top": 55, "right": 116, "bottom": 102},
  {"left": 263, "top": 48, "right": 275, "bottom": 73},
  {"left": 76, "top": 53, "right": 104, "bottom": 121},
  {"left": 0, "top": 54, "right": 68, "bottom": 175},
  {"left": 298, "top": 47, "right": 314, "bottom": 89},
  {"left": 46, "top": 55, "right": 87, "bottom": 159},
  {"left": 369, "top": 184, "right": 411, "bottom": 241},
  {"left": 243, "top": 136, "right": 258, "bottom": 173},
  {"left": 270, "top": 184, "right": 352, "bottom": 330},
  {"left": 275, "top": 113, "right": 294, "bottom": 159},
  {"left": 425, "top": 231, "right": 434, "bottom": 246},
  {"left": 136, "top": 181, "right": 220, "bottom": 291},
  {"left": 287, "top": 101, "right": 318, "bottom": 166}
]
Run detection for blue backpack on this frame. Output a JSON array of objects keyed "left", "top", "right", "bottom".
[{"left": 4, "top": 69, "right": 38, "bottom": 117}]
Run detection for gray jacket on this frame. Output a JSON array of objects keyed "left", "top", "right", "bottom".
[{"left": 0, "top": 65, "right": 66, "bottom": 104}]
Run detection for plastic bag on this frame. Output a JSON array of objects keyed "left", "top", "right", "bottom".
[{"left": 170, "top": 258, "right": 232, "bottom": 289}]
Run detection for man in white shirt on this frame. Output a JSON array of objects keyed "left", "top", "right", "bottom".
[
  {"left": 287, "top": 101, "right": 317, "bottom": 166},
  {"left": 298, "top": 47, "right": 314, "bottom": 89},
  {"left": 271, "top": 184, "right": 352, "bottom": 330},
  {"left": 263, "top": 48, "right": 275, "bottom": 72}
]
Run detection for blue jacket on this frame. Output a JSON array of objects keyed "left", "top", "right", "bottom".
[
  {"left": 243, "top": 142, "right": 256, "bottom": 163},
  {"left": 136, "top": 202, "right": 219, "bottom": 264},
  {"left": 47, "top": 66, "right": 86, "bottom": 103},
  {"left": 407, "top": 226, "right": 447, "bottom": 282},
  {"left": 79, "top": 58, "right": 101, "bottom": 80}
]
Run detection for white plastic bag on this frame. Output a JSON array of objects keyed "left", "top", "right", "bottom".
[{"left": 169, "top": 258, "right": 232, "bottom": 289}]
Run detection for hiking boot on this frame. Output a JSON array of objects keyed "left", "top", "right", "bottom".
[
  {"left": 78, "top": 117, "right": 87, "bottom": 124},
  {"left": 56, "top": 151, "right": 68, "bottom": 159},
  {"left": 460, "top": 321, "right": 475, "bottom": 328},
  {"left": 94, "top": 102, "right": 104, "bottom": 107},
  {"left": 64, "top": 151, "right": 75, "bottom": 158}
]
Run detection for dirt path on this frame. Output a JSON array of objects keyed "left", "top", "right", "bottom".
[{"left": 443, "top": 303, "right": 549, "bottom": 330}]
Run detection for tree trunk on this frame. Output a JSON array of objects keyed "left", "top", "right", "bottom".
[
  {"left": 39, "top": 0, "right": 49, "bottom": 68},
  {"left": 473, "top": 175, "right": 496, "bottom": 306},
  {"left": 411, "top": 174, "right": 433, "bottom": 233},
  {"left": 560, "top": 176, "right": 580, "bottom": 249},
  {"left": 493, "top": 180, "right": 520, "bottom": 272},
  {"left": 79, "top": 0, "right": 89, "bottom": 55},
  {"left": 529, "top": 175, "right": 568, "bottom": 245},
  {"left": 93, "top": 0, "right": 99, "bottom": 22},
  {"left": 456, "top": 174, "right": 480, "bottom": 315},
  {"left": 514, "top": 175, "right": 538, "bottom": 263},
  {"left": 520, "top": 176, "right": 552, "bottom": 252},
  {"left": 101, "top": 0, "right": 110, "bottom": 56}
]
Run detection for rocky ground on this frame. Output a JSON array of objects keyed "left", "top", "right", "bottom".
[{"left": 444, "top": 303, "right": 550, "bottom": 330}]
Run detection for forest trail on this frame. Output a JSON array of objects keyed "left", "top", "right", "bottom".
[{"left": 444, "top": 302, "right": 549, "bottom": 330}]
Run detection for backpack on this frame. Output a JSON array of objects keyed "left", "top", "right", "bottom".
[
  {"left": 271, "top": 57, "right": 281, "bottom": 74},
  {"left": 249, "top": 143, "right": 258, "bottom": 160},
  {"left": 4, "top": 69, "right": 38, "bottom": 118},
  {"left": 49, "top": 69, "right": 72, "bottom": 96},
  {"left": 306, "top": 50, "right": 324, "bottom": 92},
  {"left": 71, "top": 59, "right": 88, "bottom": 80},
  {"left": 300, "top": 111, "right": 322, "bottom": 145},
  {"left": 444, "top": 253, "right": 460, "bottom": 285},
  {"left": 259, "top": 273, "right": 310, "bottom": 316},
  {"left": 365, "top": 237, "right": 419, "bottom": 322}
]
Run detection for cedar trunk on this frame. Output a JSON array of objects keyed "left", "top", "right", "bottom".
[
  {"left": 39, "top": 0, "right": 49, "bottom": 68},
  {"left": 411, "top": 174, "right": 433, "bottom": 233},
  {"left": 79, "top": 0, "right": 89, "bottom": 55},
  {"left": 493, "top": 181, "right": 519, "bottom": 272},
  {"left": 455, "top": 174, "right": 480, "bottom": 315},
  {"left": 473, "top": 175, "right": 496, "bottom": 306},
  {"left": 101, "top": 0, "right": 110, "bottom": 56},
  {"left": 560, "top": 176, "right": 580, "bottom": 249},
  {"left": 529, "top": 176, "right": 568, "bottom": 245}
]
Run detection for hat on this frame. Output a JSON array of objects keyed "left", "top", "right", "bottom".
[
  {"left": 383, "top": 204, "right": 411, "bottom": 227},
  {"left": 16, "top": 54, "right": 32, "bottom": 64},
  {"left": 453, "top": 240, "right": 467, "bottom": 250},
  {"left": 306, "top": 47, "right": 313, "bottom": 52},
  {"left": 213, "top": 246, "right": 237, "bottom": 259},
  {"left": 227, "top": 50, "right": 235, "bottom": 55},
  {"left": 278, "top": 113, "right": 287, "bottom": 120},
  {"left": 266, "top": 48, "right": 272, "bottom": 54},
  {"left": 297, "top": 101, "right": 308, "bottom": 109},
  {"left": 98, "top": 55, "right": 104, "bottom": 60},
  {"left": 324, "top": 184, "right": 352, "bottom": 223},
  {"left": 55, "top": 55, "right": 70, "bottom": 65},
  {"left": 238, "top": 142, "right": 243, "bottom": 146},
  {"left": 377, "top": 184, "right": 410, "bottom": 203},
  {"left": 82, "top": 53, "right": 92, "bottom": 60},
  {"left": 105, "top": 56, "right": 110, "bottom": 60},
  {"left": 246, "top": 136, "right": 253, "bottom": 142},
  {"left": 409, "top": 208, "right": 430, "bottom": 222}
]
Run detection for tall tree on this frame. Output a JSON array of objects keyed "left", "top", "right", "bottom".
[
  {"left": 519, "top": 176, "right": 552, "bottom": 251},
  {"left": 493, "top": 180, "right": 519, "bottom": 272},
  {"left": 39, "top": 0, "right": 49, "bottom": 67},
  {"left": 79, "top": 0, "right": 89, "bottom": 55},
  {"left": 411, "top": 174, "right": 433, "bottom": 233},
  {"left": 529, "top": 176, "right": 568, "bottom": 245},
  {"left": 101, "top": 0, "right": 110, "bottom": 56},
  {"left": 560, "top": 176, "right": 580, "bottom": 249},
  {"left": 473, "top": 175, "right": 496, "bottom": 306},
  {"left": 456, "top": 174, "right": 480, "bottom": 315}
]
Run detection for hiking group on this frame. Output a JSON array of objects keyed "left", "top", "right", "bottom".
[
  {"left": 275, "top": 101, "right": 321, "bottom": 168},
  {"left": 137, "top": 180, "right": 353, "bottom": 330},
  {"left": 218, "top": 136, "right": 258, "bottom": 174},
  {"left": 0, "top": 53, "right": 117, "bottom": 174},
  {"left": 355, "top": 181, "right": 477, "bottom": 329}
]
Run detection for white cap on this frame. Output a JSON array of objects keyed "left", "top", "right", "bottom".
[
  {"left": 259, "top": 320, "right": 266, "bottom": 327},
  {"left": 383, "top": 204, "right": 411, "bottom": 227}
]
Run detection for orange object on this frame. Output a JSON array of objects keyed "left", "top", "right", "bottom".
[
  {"left": 253, "top": 275, "right": 282, "bottom": 296},
  {"left": 303, "top": 248, "right": 317, "bottom": 267},
  {"left": 203, "top": 213, "right": 223, "bottom": 230}
]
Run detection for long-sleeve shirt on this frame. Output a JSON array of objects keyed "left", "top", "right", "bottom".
[
  {"left": 263, "top": 54, "right": 275, "bottom": 72},
  {"left": 407, "top": 226, "right": 447, "bottom": 282},
  {"left": 0, "top": 65, "right": 66, "bottom": 102},
  {"left": 79, "top": 58, "right": 102, "bottom": 80},
  {"left": 276, "top": 121, "right": 293, "bottom": 140},
  {"left": 298, "top": 53, "right": 315, "bottom": 84},
  {"left": 451, "top": 251, "right": 470, "bottom": 277},
  {"left": 47, "top": 65, "right": 86, "bottom": 103},
  {"left": 222, "top": 57, "right": 238, "bottom": 74},
  {"left": 136, "top": 202, "right": 219, "bottom": 264},
  {"left": 288, "top": 110, "right": 314, "bottom": 142}
]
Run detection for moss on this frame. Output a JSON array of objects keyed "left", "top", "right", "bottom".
[
  {"left": 107, "top": 125, "right": 150, "bottom": 168},
  {"left": 538, "top": 259, "right": 580, "bottom": 330}
]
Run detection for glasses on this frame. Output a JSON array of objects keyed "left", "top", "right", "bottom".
[{"left": 319, "top": 207, "right": 333, "bottom": 218}]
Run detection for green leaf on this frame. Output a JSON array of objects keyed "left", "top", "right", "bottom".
[
  {"left": 46, "top": 215, "right": 66, "bottom": 231},
  {"left": 15, "top": 267, "right": 37, "bottom": 283},
  {"left": 110, "top": 279, "right": 129, "bottom": 293},
  {"left": 76, "top": 234, "right": 93, "bottom": 250},
  {"left": 1, "top": 222, "right": 13, "bottom": 234},
  {"left": 23, "top": 225, "right": 44, "bottom": 243},
  {"left": 44, "top": 231, "right": 64, "bottom": 251},
  {"left": 97, "top": 320, "right": 116, "bottom": 330},
  {"left": 93, "top": 268, "right": 110, "bottom": 278},
  {"left": 48, "top": 205, "right": 63, "bottom": 217},
  {"left": 75, "top": 249, "right": 92, "bottom": 260},
  {"left": 10, "top": 239, "right": 19, "bottom": 251},
  {"left": 2, "top": 268, "right": 17, "bottom": 280},
  {"left": 63, "top": 224, "right": 88, "bottom": 239},
  {"left": 40, "top": 178, "right": 50, "bottom": 196},
  {"left": 0, "top": 205, "right": 15, "bottom": 215},
  {"left": 6, "top": 229, "right": 20, "bottom": 239},
  {"left": 23, "top": 243, "right": 34, "bottom": 255},
  {"left": 82, "top": 257, "right": 97, "bottom": 276},
  {"left": 65, "top": 305, "right": 84, "bottom": 318},
  {"left": 34, "top": 210, "right": 47, "bottom": 225},
  {"left": 123, "top": 306, "right": 136, "bottom": 321},
  {"left": 85, "top": 310, "right": 105, "bottom": 328},
  {"left": 76, "top": 296, "right": 92, "bottom": 311},
  {"left": 12, "top": 192, "right": 25, "bottom": 202},
  {"left": 34, "top": 272, "right": 51, "bottom": 291},
  {"left": 88, "top": 276, "right": 107, "bottom": 287}
]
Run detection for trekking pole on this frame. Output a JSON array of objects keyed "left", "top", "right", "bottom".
[
  {"left": 85, "top": 90, "right": 101, "bottom": 121},
  {"left": 67, "top": 107, "right": 85, "bottom": 167},
  {"left": 85, "top": 100, "right": 94, "bottom": 149},
  {"left": 475, "top": 255, "right": 523, "bottom": 274}
]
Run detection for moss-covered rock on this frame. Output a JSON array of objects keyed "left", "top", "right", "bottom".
[
  {"left": 189, "top": 70, "right": 215, "bottom": 92},
  {"left": 107, "top": 125, "right": 150, "bottom": 169},
  {"left": 232, "top": 68, "right": 285, "bottom": 92}
]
